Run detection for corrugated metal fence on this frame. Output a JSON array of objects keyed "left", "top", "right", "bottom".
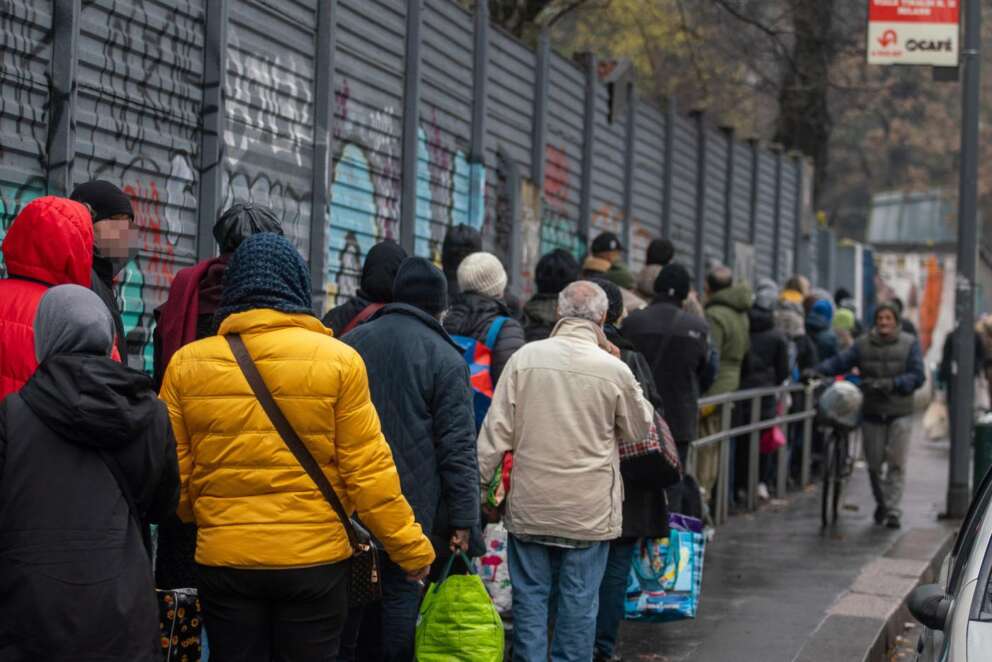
[{"left": 0, "top": 0, "right": 819, "bottom": 372}]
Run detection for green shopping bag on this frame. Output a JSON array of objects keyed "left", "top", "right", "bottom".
[{"left": 415, "top": 551, "right": 504, "bottom": 661}]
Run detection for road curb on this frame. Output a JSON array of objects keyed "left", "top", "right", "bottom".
[{"left": 795, "top": 526, "right": 956, "bottom": 662}]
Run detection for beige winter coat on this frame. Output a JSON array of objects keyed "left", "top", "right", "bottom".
[{"left": 477, "top": 318, "right": 655, "bottom": 541}]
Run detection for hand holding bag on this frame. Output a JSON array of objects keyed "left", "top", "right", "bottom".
[{"left": 226, "top": 334, "right": 382, "bottom": 608}]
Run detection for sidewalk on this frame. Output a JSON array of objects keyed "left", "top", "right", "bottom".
[{"left": 618, "top": 416, "right": 958, "bottom": 662}]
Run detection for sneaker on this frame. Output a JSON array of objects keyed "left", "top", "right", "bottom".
[
  {"left": 885, "top": 513, "right": 902, "bottom": 529},
  {"left": 757, "top": 483, "right": 771, "bottom": 501},
  {"left": 874, "top": 506, "right": 887, "bottom": 525}
]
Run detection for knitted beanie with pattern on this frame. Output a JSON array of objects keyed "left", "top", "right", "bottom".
[{"left": 216, "top": 232, "right": 313, "bottom": 323}]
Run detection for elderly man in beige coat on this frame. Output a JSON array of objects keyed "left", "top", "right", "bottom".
[{"left": 478, "top": 280, "right": 654, "bottom": 662}]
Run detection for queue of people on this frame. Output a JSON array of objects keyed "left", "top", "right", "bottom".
[{"left": 0, "top": 187, "right": 929, "bottom": 662}]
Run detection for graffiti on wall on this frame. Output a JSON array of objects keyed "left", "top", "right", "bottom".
[
  {"left": 540, "top": 145, "right": 583, "bottom": 259},
  {"left": 224, "top": 25, "right": 312, "bottom": 244},
  {"left": 323, "top": 85, "right": 487, "bottom": 307}
]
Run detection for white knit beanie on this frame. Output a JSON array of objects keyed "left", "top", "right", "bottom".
[{"left": 457, "top": 252, "right": 507, "bottom": 298}]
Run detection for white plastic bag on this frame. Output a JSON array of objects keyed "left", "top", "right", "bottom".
[
  {"left": 923, "top": 396, "right": 949, "bottom": 441},
  {"left": 475, "top": 522, "right": 512, "bottom": 614}
]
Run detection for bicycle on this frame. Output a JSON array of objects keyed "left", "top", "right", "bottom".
[
  {"left": 815, "top": 380, "right": 864, "bottom": 528},
  {"left": 820, "top": 421, "right": 856, "bottom": 526}
]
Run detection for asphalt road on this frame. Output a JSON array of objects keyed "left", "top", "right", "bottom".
[{"left": 618, "top": 420, "right": 956, "bottom": 662}]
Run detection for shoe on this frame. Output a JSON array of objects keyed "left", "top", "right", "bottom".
[
  {"left": 874, "top": 506, "right": 887, "bottom": 525},
  {"left": 594, "top": 655, "right": 623, "bottom": 662},
  {"left": 885, "top": 513, "right": 902, "bottom": 529},
  {"left": 757, "top": 483, "right": 771, "bottom": 501}
]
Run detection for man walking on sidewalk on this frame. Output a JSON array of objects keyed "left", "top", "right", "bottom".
[
  {"left": 478, "top": 280, "right": 654, "bottom": 662},
  {"left": 815, "top": 301, "right": 925, "bottom": 529}
]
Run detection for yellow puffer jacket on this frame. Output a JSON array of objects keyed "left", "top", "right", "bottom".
[{"left": 159, "top": 308, "right": 435, "bottom": 572}]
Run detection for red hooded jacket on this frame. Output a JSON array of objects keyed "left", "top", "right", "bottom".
[{"left": 0, "top": 196, "right": 94, "bottom": 400}]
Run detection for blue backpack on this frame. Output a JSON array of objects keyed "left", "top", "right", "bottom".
[{"left": 450, "top": 317, "right": 509, "bottom": 430}]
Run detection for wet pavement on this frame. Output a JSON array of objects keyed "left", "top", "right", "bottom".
[{"left": 618, "top": 419, "right": 958, "bottom": 662}]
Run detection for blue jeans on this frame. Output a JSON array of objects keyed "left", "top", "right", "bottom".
[
  {"left": 594, "top": 539, "right": 635, "bottom": 657},
  {"left": 508, "top": 536, "right": 610, "bottom": 662}
]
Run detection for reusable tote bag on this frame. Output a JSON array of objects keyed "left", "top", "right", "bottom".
[
  {"left": 625, "top": 513, "right": 706, "bottom": 622},
  {"left": 416, "top": 551, "right": 504, "bottom": 662},
  {"left": 475, "top": 521, "right": 512, "bottom": 614}
]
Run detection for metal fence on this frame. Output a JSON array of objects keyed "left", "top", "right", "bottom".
[
  {"left": 0, "top": 0, "right": 819, "bottom": 372},
  {"left": 688, "top": 382, "right": 818, "bottom": 526}
]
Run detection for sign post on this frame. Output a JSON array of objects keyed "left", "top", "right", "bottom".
[{"left": 868, "top": 0, "right": 960, "bottom": 66}]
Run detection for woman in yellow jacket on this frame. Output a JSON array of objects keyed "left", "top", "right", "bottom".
[{"left": 159, "top": 232, "right": 434, "bottom": 661}]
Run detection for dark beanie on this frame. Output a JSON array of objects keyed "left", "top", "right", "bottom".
[
  {"left": 646, "top": 238, "right": 675, "bottom": 267},
  {"left": 216, "top": 233, "right": 312, "bottom": 324},
  {"left": 535, "top": 249, "right": 580, "bottom": 295},
  {"left": 69, "top": 180, "right": 134, "bottom": 222},
  {"left": 590, "top": 277, "right": 624, "bottom": 326},
  {"left": 655, "top": 262, "right": 691, "bottom": 302},
  {"left": 441, "top": 224, "right": 482, "bottom": 275},
  {"left": 213, "top": 202, "right": 283, "bottom": 254},
  {"left": 875, "top": 300, "right": 901, "bottom": 323},
  {"left": 361, "top": 240, "right": 407, "bottom": 303},
  {"left": 393, "top": 257, "right": 448, "bottom": 315}
]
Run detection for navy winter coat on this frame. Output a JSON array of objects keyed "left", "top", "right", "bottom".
[{"left": 342, "top": 304, "right": 480, "bottom": 540}]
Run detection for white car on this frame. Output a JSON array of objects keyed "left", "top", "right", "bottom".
[{"left": 910, "top": 468, "right": 992, "bottom": 660}]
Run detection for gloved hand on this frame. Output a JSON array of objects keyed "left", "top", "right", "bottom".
[{"left": 863, "top": 378, "right": 894, "bottom": 394}]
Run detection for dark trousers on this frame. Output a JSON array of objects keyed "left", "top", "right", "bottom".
[
  {"left": 379, "top": 558, "right": 423, "bottom": 662},
  {"left": 594, "top": 539, "right": 636, "bottom": 657},
  {"left": 198, "top": 563, "right": 349, "bottom": 662}
]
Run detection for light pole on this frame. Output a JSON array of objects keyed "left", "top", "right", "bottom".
[{"left": 947, "top": 0, "right": 981, "bottom": 518}]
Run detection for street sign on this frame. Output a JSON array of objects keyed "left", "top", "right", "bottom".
[{"left": 868, "top": 0, "right": 960, "bottom": 66}]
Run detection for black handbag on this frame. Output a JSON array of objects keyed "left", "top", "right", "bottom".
[{"left": 226, "top": 334, "right": 382, "bottom": 608}]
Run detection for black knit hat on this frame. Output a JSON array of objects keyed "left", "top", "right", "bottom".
[
  {"left": 216, "top": 233, "right": 313, "bottom": 323},
  {"left": 361, "top": 240, "right": 408, "bottom": 303},
  {"left": 213, "top": 202, "right": 283, "bottom": 254},
  {"left": 590, "top": 277, "right": 624, "bottom": 325},
  {"left": 69, "top": 180, "right": 133, "bottom": 223},
  {"left": 535, "top": 249, "right": 580, "bottom": 295},
  {"left": 441, "top": 224, "right": 482, "bottom": 276},
  {"left": 591, "top": 231, "right": 623, "bottom": 254},
  {"left": 655, "top": 262, "right": 691, "bottom": 302},
  {"left": 393, "top": 257, "right": 448, "bottom": 315},
  {"left": 646, "top": 238, "right": 675, "bottom": 266}
]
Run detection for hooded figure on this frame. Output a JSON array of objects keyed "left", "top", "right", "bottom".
[
  {"left": 323, "top": 239, "right": 407, "bottom": 337},
  {"left": 523, "top": 248, "right": 580, "bottom": 342},
  {"left": 0, "top": 284, "right": 179, "bottom": 661},
  {"left": 70, "top": 180, "right": 136, "bottom": 363},
  {"left": 441, "top": 224, "right": 483, "bottom": 303},
  {"left": 806, "top": 298, "right": 839, "bottom": 361},
  {"left": 0, "top": 196, "right": 94, "bottom": 400}
]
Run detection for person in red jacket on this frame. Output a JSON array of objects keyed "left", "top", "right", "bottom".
[{"left": 0, "top": 196, "right": 94, "bottom": 400}]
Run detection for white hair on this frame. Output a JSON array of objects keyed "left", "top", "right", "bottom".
[{"left": 558, "top": 280, "right": 608, "bottom": 323}]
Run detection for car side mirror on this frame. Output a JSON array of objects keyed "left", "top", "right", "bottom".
[{"left": 908, "top": 584, "right": 952, "bottom": 631}]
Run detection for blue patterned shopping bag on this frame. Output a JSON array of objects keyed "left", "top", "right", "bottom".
[{"left": 624, "top": 514, "right": 705, "bottom": 621}]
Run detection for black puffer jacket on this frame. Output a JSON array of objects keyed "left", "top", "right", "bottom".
[
  {"left": 443, "top": 292, "right": 526, "bottom": 385},
  {"left": 606, "top": 325, "right": 669, "bottom": 539},
  {"left": 522, "top": 293, "right": 558, "bottom": 342},
  {"left": 0, "top": 355, "right": 179, "bottom": 661},
  {"left": 622, "top": 297, "right": 712, "bottom": 445},
  {"left": 342, "top": 304, "right": 480, "bottom": 543},
  {"left": 741, "top": 306, "right": 791, "bottom": 420}
]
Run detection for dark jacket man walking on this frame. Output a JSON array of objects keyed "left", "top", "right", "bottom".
[
  {"left": 816, "top": 301, "right": 925, "bottom": 528},
  {"left": 342, "top": 257, "right": 480, "bottom": 662}
]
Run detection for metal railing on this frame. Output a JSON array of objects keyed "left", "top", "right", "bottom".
[{"left": 686, "top": 382, "right": 818, "bottom": 526}]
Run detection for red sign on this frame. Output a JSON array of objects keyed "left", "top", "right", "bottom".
[
  {"left": 868, "top": 1, "right": 960, "bottom": 66},
  {"left": 869, "top": 0, "right": 959, "bottom": 24}
]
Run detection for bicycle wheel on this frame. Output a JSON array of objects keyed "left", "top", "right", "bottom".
[
  {"left": 831, "top": 431, "right": 845, "bottom": 525},
  {"left": 821, "top": 429, "right": 836, "bottom": 527}
]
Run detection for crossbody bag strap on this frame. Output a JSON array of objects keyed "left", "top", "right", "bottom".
[
  {"left": 97, "top": 448, "right": 153, "bottom": 557},
  {"left": 225, "top": 333, "right": 360, "bottom": 552}
]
